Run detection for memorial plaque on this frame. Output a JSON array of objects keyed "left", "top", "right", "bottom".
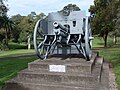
[{"left": 49, "top": 65, "right": 66, "bottom": 72}]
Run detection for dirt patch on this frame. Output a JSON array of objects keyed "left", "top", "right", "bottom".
[{"left": 109, "top": 68, "right": 118, "bottom": 90}]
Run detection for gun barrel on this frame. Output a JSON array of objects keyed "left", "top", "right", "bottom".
[{"left": 53, "top": 22, "right": 68, "bottom": 32}]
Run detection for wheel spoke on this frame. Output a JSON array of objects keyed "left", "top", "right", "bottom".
[
  {"left": 39, "top": 44, "right": 44, "bottom": 55},
  {"left": 38, "top": 42, "right": 42, "bottom": 48},
  {"left": 37, "top": 31, "right": 43, "bottom": 37}
]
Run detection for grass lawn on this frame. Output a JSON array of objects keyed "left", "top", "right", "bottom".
[
  {"left": 8, "top": 42, "right": 28, "bottom": 49},
  {"left": 92, "top": 36, "right": 120, "bottom": 48},
  {"left": 0, "top": 49, "right": 35, "bottom": 58},
  {"left": 99, "top": 48, "right": 120, "bottom": 89},
  {"left": 8, "top": 42, "right": 34, "bottom": 49},
  {"left": 0, "top": 56, "right": 38, "bottom": 86}
]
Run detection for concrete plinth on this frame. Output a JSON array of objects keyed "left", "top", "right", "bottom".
[{"left": 2, "top": 52, "right": 109, "bottom": 90}]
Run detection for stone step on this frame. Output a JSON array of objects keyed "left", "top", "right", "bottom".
[
  {"left": 28, "top": 61, "right": 93, "bottom": 74},
  {"left": 2, "top": 78, "right": 98, "bottom": 90},
  {"left": 92, "top": 56, "right": 103, "bottom": 82},
  {"left": 17, "top": 54, "right": 102, "bottom": 87},
  {"left": 28, "top": 52, "right": 98, "bottom": 74},
  {"left": 99, "top": 62, "right": 109, "bottom": 90},
  {"left": 17, "top": 69, "right": 97, "bottom": 86}
]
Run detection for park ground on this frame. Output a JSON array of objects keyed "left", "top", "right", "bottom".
[{"left": 0, "top": 37, "right": 120, "bottom": 89}]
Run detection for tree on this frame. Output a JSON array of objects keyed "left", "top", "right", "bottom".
[
  {"left": 0, "top": 0, "right": 8, "bottom": 27},
  {"left": 0, "top": 0, "right": 8, "bottom": 16},
  {"left": 89, "top": 0, "right": 118, "bottom": 47},
  {"left": 12, "top": 12, "right": 45, "bottom": 49},
  {"left": 61, "top": 4, "right": 80, "bottom": 11},
  {"left": 114, "top": 1, "right": 120, "bottom": 43},
  {"left": 0, "top": 0, "right": 11, "bottom": 48},
  {"left": 1, "top": 16, "right": 14, "bottom": 46},
  {"left": 10, "top": 14, "right": 24, "bottom": 42}
]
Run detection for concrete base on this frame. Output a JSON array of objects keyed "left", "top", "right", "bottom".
[{"left": 2, "top": 52, "right": 109, "bottom": 90}]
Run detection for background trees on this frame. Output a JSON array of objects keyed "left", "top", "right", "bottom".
[
  {"left": 62, "top": 4, "right": 80, "bottom": 11},
  {"left": 114, "top": 1, "right": 120, "bottom": 37},
  {"left": 89, "top": 0, "right": 119, "bottom": 47},
  {"left": 1, "top": 16, "right": 14, "bottom": 46},
  {"left": 0, "top": 0, "right": 13, "bottom": 49},
  {"left": 10, "top": 12, "right": 45, "bottom": 49},
  {"left": 0, "top": 1, "right": 120, "bottom": 50},
  {"left": 0, "top": 0, "right": 8, "bottom": 16}
]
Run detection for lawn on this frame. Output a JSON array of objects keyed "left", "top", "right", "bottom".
[
  {"left": 92, "top": 36, "right": 120, "bottom": 48},
  {"left": 0, "top": 49, "right": 35, "bottom": 58},
  {"left": 0, "top": 56, "right": 38, "bottom": 86},
  {"left": 8, "top": 42, "right": 28, "bottom": 49},
  {"left": 99, "top": 48, "right": 120, "bottom": 89},
  {"left": 8, "top": 42, "right": 34, "bottom": 50}
]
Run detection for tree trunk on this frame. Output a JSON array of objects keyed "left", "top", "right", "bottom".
[
  {"left": 5, "top": 29, "right": 8, "bottom": 46},
  {"left": 28, "top": 35, "right": 31, "bottom": 50},
  {"left": 113, "top": 35, "right": 117, "bottom": 44},
  {"left": 103, "top": 31, "right": 108, "bottom": 48}
]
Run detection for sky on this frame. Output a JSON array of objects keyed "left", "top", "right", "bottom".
[{"left": 6, "top": 0, "right": 94, "bottom": 17}]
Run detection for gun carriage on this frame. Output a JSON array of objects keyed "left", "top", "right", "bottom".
[{"left": 34, "top": 9, "right": 93, "bottom": 61}]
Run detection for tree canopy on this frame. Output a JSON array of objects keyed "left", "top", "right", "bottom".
[
  {"left": 114, "top": 1, "right": 120, "bottom": 36},
  {"left": 61, "top": 4, "right": 80, "bottom": 11},
  {"left": 89, "top": 0, "right": 119, "bottom": 47},
  {"left": 0, "top": 0, "right": 8, "bottom": 16}
]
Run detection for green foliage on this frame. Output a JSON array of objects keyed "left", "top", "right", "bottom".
[
  {"left": 8, "top": 42, "right": 28, "bottom": 49},
  {"left": 0, "top": 15, "right": 14, "bottom": 48},
  {"left": 114, "top": 1, "right": 120, "bottom": 36},
  {"left": 0, "top": 28, "right": 5, "bottom": 42},
  {"left": 10, "top": 12, "right": 45, "bottom": 43},
  {"left": 92, "top": 36, "right": 120, "bottom": 48},
  {"left": 0, "top": 11, "right": 45, "bottom": 50},
  {"left": 0, "top": 0, "right": 8, "bottom": 16},
  {"left": 89, "top": 0, "right": 119, "bottom": 47},
  {"left": 62, "top": 4, "right": 80, "bottom": 11},
  {"left": 0, "top": 39, "right": 8, "bottom": 50},
  {"left": 89, "top": 0, "right": 118, "bottom": 36},
  {"left": 18, "top": 31, "right": 28, "bottom": 43}
]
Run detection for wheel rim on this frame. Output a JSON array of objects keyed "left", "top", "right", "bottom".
[
  {"left": 34, "top": 17, "right": 47, "bottom": 59},
  {"left": 85, "top": 17, "right": 92, "bottom": 60}
]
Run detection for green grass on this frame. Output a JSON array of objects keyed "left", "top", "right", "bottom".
[
  {"left": 0, "top": 49, "right": 35, "bottom": 58},
  {"left": 8, "top": 42, "right": 27, "bottom": 49},
  {"left": 92, "top": 37, "right": 104, "bottom": 48},
  {"left": 92, "top": 36, "right": 120, "bottom": 48},
  {"left": 8, "top": 42, "right": 34, "bottom": 49},
  {"left": 0, "top": 56, "right": 38, "bottom": 86},
  {"left": 99, "top": 48, "right": 120, "bottom": 89}
]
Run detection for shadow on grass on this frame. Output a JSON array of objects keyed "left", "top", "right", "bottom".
[
  {"left": 97, "top": 42, "right": 104, "bottom": 45},
  {"left": 8, "top": 43, "right": 27, "bottom": 49}
]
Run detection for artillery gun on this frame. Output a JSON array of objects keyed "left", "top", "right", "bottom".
[{"left": 34, "top": 9, "right": 93, "bottom": 61}]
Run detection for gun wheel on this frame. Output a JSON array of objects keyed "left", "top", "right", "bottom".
[
  {"left": 85, "top": 17, "right": 93, "bottom": 61},
  {"left": 34, "top": 18, "right": 48, "bottom": 59}
]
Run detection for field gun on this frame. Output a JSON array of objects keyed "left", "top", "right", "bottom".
[{"left": 34, "top": 9, "right": 93, "bottom": 61}]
